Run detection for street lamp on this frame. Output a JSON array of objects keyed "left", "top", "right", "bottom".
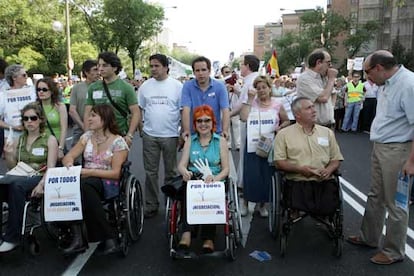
[{"left": 65, "top": 0, "right": 73, "bottom": 79}]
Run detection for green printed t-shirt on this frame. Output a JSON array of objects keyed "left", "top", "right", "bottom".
[{"left": 86, "top": 78, "right": 137, "bottom": 134}]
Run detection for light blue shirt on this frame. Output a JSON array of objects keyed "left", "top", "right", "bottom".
[{"left": 371, "top": 65, "right": 414, "bottom": 143}]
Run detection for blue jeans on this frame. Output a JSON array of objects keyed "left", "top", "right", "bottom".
[
  {"left": 341, "top": 101, "right": 362, "bottom": 131},
  {"left": 0, "top": 175, "right": 41, "bottom": 243}
]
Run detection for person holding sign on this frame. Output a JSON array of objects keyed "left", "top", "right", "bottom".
[
  {"left": 177, "top": 105, "right": 229, "bottom": 253},
  {"left": 240, "top": 75, "right": 289, "bottom": 217},
  {"left": 62, "top": 104, "right": 129, "bottom": 255},
  {"left": 36, "top": 77, "right": 68, "bottom": 160},
  {"left": 0, "top": 102, "right": 58, "bottom": 252},
  {"left": 0, "top": 64, "right": 36, "bottom": 142}
]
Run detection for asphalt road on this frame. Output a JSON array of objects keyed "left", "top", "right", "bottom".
[{"left": 0, "top": 131, "right": 413, "bottom": 276}]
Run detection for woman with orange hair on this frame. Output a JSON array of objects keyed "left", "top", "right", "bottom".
[{"left": 177, "top": 104, "right": 229, "bottom": 253}]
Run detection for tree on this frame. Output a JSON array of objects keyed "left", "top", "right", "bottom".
[
  {"left": 344, "top": 21, "right": 379, "bottom": 58},
  {"left": 103, "top": 0, "right": 164, "bottom": 73},
  {"left": 391, "top": 35, "right": 414, "bottom": 71},
  {"left": 170, "top": 47, "right": 199, "bottom": 66},
  {"left": 300, "top": 8, "right": 349, "bottom": 52}
]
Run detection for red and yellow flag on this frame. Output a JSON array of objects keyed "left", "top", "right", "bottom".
[{"left": 267, "top": 49, "right": 280, "bottom": 77}]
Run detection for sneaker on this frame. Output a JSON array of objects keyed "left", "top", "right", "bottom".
[
  {"left": 239, "top": 198, "right": 248, "bottom": 217},
  {"left": 259, "top": 206, "right": 268, "bottom": 218},
  {"left": 0, "top": 241, "right": 18, "bottom": 253}
]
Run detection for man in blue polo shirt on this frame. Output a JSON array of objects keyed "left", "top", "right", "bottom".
[{"left": 181, "top": 56, "right": 230, "bottom": 139}]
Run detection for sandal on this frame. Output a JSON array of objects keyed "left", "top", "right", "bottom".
[{"left": 202, "top": 240, "right": 214, "bottom": 254}]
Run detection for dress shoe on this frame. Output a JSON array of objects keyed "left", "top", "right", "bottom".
[
  {"left": 0, "top": 241, "right": 18, "bottom": 253},
  {"left": 346, "top": 235, "right": 376, "bottom": 248},
  {"left": 370, "top": 251, "right": 404, "bottom": 265}
]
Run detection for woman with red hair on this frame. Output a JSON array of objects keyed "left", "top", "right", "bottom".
[{"left": 177, "top": 104, "right": 229, "bottom": 253}]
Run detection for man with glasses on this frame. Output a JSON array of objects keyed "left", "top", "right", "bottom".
[
  {"left": 297, "top": 49, "right": 338, "bottom": 127},
  {"left": 84, "top": 52, "right": 140, "bottom": 147},
  {"left": 347, "top": 50, "right": 414, "bottom": 265}
]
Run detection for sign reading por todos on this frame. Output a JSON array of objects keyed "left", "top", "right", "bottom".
[
  {"left": 186, "top": 180, "right": 226, "bottom": 225},
  {"left": 44, "top": 166, "right": 82, "bottom": 222}
]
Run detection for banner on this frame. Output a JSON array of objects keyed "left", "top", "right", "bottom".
[
  {"left": 186, "top": 180, "right": 226, "bottom": 225},
  {"left": 267, "top": 49, "right": 280, "bottom": 77},
  {"left": 44, "top": 166, "right": 83, "bottom": 222}
]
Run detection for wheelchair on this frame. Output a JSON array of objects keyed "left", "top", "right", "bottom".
[
  {"left": 42, "top": 161, "right": 144, "bottom": 257},
  {"left": 162, "top": 174, "right": 243, "bottom": 261},
  {"left": 268, "top": 170, "right": 343, "bottom": 257}
]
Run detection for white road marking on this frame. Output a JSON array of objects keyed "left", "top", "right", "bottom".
[
  {"left": 61, "top": 242, "right": 98, "bottom": 276},
  {"left": 341, "top": 179, "right": 414, "bottom": 262}
]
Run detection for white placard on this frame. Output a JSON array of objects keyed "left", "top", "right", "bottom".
[
  {"left": 4, "top": 87, "right": 36, "bottom": 127},
  {"left": 44, "top": 166, "right": 83, "bottom": 222},
  {"left": 186, "top": 180, "right": 226, "bottom": 225},
  {"left": 353, "top": 57, "right": 364, "bottom": 71},
  {"left": 347, "top": 59, "right": 354, "bottom": 71},
  {"left": 247, "top": 109, "right": 276, "bottom": 153}
]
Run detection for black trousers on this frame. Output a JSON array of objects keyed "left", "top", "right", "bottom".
[
  {"left": 359, "top": 98, "right": 377, "bottom": 132},
  {"left": 285, "top": 178, "right": 339, "bottom": 216},
  {"left": 81, "top": 177, "right": 116, "bottom": 242}
]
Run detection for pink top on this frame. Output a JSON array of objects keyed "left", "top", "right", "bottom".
[{"left": 81, "top": 131, "right": 129, "bottom": 170}]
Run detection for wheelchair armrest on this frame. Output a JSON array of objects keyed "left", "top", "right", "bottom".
[{"left": 122, "top": 161, "right": 132, "bottom": 170}]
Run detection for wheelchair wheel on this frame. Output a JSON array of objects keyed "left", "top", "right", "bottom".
[
  {"left": 228, "top": 179, "right": 243, "bottom": 245},
  {"left": 332, "top": 179, "right": 344, "bottom": 257},
  {"left": 227, "top": 233, "right": 237, "bottom": 261},
  {"left": 164, "top": 197, "right": 172, "bottom": 240},
  {"left": 125, "top": 174, "right": 144, "bottom": 242},
  {"left": 269, "top": 172, "right": 282, "bottom": 239},
  {"left": 280, "top": 233, "right": 287, "bottom": 257}
]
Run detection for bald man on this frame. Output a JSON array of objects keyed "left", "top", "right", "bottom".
[{"left": 347, "top": 50, "right": 414, "bottom": 265}]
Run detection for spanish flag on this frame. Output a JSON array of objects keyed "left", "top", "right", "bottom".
[{"left": 267, "top": 49, "right": 280, "bottom": 77}]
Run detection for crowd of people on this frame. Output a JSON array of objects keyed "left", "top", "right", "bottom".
[{"left": 0, "top": 48, "right": 412, "bottom": 266}]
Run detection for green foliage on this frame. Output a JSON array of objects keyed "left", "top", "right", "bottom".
[
  {"left": 344, "top": 21, "right": 379, "bottom": 58},
  {"left": 170, "top": 47, "right": 199, "bottom": 66},
  {"left": 71, "top": 42, "right": 98, "bottom": 75},
  {"left": 391, "top": 35, "right": 414, "bottom": 71}
]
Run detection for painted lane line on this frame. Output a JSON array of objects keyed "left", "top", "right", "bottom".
[
  {"left": 342, "top": 190, "right": 414, "bottom": 262},
  {"left": 62, "top": 242, "right": 98, "bottom": 276},
  {"left": 340, "top": 178, "right": 414, "bottom": 241}
]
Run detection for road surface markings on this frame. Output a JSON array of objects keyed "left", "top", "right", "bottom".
[
  {"left": 340, "top": 177, "right": 414, "bottom": 262},
  {"left": 62, "top": 242, "right": 98, "bottom": 276}
]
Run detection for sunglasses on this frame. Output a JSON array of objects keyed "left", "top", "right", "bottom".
[
  {"left": 196, "top": 118, "right": 212, "bottom": 124},
  {"left": 22, "top": 115, "right": 39, "bottom": 122},
  {"left": 36, "top": 87, "right": 49, "bottom": 92}
]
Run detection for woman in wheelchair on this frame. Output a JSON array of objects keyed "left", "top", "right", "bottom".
[
  {"left": 177, "top": 105, "right": 229, "bottom": 253},
  {"left": 0, "top": 102, "right": 58, "bottom": 253},
  {"left": 62, "top": 104, "right": 129, "bottom": 255}
]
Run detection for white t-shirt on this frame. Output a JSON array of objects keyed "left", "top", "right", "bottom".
[{"left": 138, "top": 76, "right": 182, "bottom": 137}]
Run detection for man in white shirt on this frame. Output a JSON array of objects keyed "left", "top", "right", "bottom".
[
  {"left": 296, "top": 49, "right": 338, "bottom": 127},
  {"left": 138, "top": 54, "right": 183, "bottom": 218}
]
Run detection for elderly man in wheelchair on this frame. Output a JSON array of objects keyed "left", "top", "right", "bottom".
[{"left": 273, "top": 97, "right": 344, "bottom": 255}]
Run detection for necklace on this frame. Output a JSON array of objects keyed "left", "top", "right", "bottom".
[{"left": 94, "top": 134, "right": 108, "bottom": 145}]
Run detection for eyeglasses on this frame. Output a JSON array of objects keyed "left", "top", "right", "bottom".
[
  {"left": 22, "top": 115, "right": 39, "bottom": 122},
  {"left": 364, "top": 65, "right": 376, "bottom": 75},
  {"left": 36, "top": 87, "right": 49, "bottom": 92},
  {"left": 196, "top": 118, "right": 212, "bottom": 124}
]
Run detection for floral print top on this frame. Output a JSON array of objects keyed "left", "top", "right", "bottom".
[{"left": 80, "top": 131, "right": 129, "bottom": 170}]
